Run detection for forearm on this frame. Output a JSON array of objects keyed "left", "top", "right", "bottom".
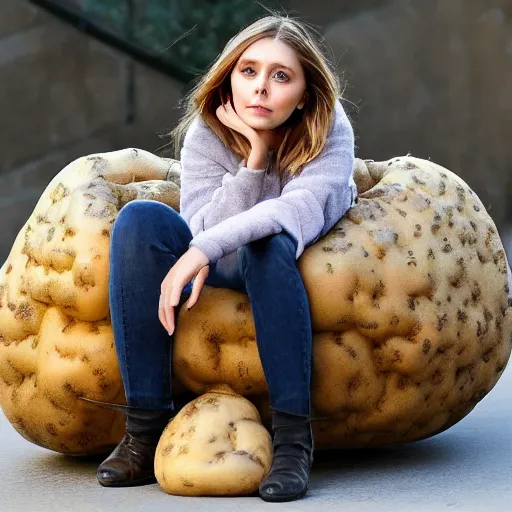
[{"left": 246, "top": 141, "right": 270, "bottom": 170}]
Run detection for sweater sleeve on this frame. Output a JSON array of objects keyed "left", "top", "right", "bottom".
[
  {"left": 189, "top": 100, "right": 355, "bottom": 263},
  {"left": 179, "top": 116, "right": 270, "bottom": 236}
]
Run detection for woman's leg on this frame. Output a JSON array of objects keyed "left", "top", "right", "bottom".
[
  {"left": 95, "top": 199, "right": 194, "bottom": 487},
  {"left": 109, "top": 199, "right": 194, "bottom": 411},
  {"left": 237, "top": 231, "right": 314, "bottom": 502},
  {"left": 237, "top": 231, "right": 312, "bottom": 416}
]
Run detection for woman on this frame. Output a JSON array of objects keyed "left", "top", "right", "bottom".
[{"left": 82, "top": 12, "right": 357, "bottom": 503}]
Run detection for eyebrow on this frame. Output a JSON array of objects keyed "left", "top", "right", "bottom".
[{"left": 238, "top": 58, "right": 295, "bottom": 73}]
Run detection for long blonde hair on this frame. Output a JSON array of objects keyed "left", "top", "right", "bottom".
[{"left": 169, "top": 11, "right": 346, "bottom": 177}]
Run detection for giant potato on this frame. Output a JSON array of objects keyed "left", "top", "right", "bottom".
[{"left": 1, "top": 149, "right": 510, "bottom": 464}]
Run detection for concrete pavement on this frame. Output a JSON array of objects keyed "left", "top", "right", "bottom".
[{"left": 2, "top": 363, "right": 511, "bottom": 512}]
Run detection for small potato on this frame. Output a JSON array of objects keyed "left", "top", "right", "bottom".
[{"left": 155, "top": 384, "right": 272, "bottom": 496}]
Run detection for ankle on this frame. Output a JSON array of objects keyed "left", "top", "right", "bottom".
[
  {"left": 271, "top": 411, "right": 313, "bottom": 451},
  {"left": 125, "top": 408, "right": 173, "bottom": 442}
]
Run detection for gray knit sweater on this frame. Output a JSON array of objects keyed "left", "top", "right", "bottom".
[{"left": 179, "top": 99, "right": 357, "bottom": 269}]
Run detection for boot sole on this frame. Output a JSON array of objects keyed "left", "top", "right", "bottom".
[
  {"left": 259, "top": 485, "right": 309, "bottom": 503},
  {"left": 98, "top": 474, "right": 157, "bottom": 488}
]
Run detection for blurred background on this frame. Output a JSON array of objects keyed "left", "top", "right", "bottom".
[{"left": 1, "top": 0, "right": 511, "bottom": 263}]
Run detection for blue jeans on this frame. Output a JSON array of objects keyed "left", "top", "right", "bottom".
[{"left": 109, "top": 199, "right": 312, "bottom": 416}]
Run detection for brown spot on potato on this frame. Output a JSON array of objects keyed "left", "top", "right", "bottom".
[
  {"left": 178, "top": 445, "right": 189, "bottom": 456},
  {"left": 358, "top": 321, "right": 378, "bottom": 330},
  {"left": 207, "top": 332, "right": 223, "bottom": 370},
  {"left": 182, "top": 403, "right": 199, "bottom": 419},
  {"left": 407, "top": 322, "right": 423, "bottom": 340},
  {"left": 482, "top": 348, "right": 493, "bottom": 363},
  {"left": 62, "top": 318, "right": 77, "bottom": 333},
  {"left": 432, "top": 369, "right": 444, "bottom": 385},
  {"left": 89, "top": 324, "right": 100, "bottom": 335},
  {"left": 50, "top": 183, "right": 70, "bottom": 203},
  {"left": 237, "top": 362, "right": 249, "bottom": 379},
  {"left": 372, "top": 281, "right": 385, "bottom": 302},
  {"left": 213, "top": 451, "right": 227, "bottom": 463},
  {"left": 392, "top": 350, "right": 403, "bottom": 363},
  {"left": 63, "top": 382, "right": 83, "bottom": 399},
  {"left": 203, "top": 396, "right": 220, "bottom": 407},
  {"left": 46, "top": 227, "right": 55, "bottom": 242},
  {"left": 348, "top": 375, "right": 362, "bottom": 394},
  {"left": 397, "top": 375, "right": 409, "bottom": 390},
  {"left": 235, "top": 302, "right": 251, "bottom": 313},
  {"left": 14, "top": 302, "right": 33, "bottom": 321},
  {"left": 161, "top": 444, "right": 174, "bottom": 456},
  {"left": 471, "top": 284, "right": 482, "bottom": 304},
  {"left": 457, "top": 310, "right": 468, "bottom": 323},
  {"left": 71, "top": 430, "right": 98, "bottom": 448},
  {"left": 483, "top": 308, "right": 493, "bottom": 322},
  {"left": 46, "top": 423, "right": 58, "bottom": 436},
  {"left": 437, "top": 314, "right": 448, "bottom": 331},
  {"left": 376, "top": 247, "right": 387, "bottom": 260}
]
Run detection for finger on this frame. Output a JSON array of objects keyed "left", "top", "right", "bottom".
[
  {"left": 169, "top": 280, "right": 184, "bottom": 308},
  {"left": 158, "top": 293, "right": 168, "bottom": 332},
  {"left": 164, "top": 288, "right": 175, "bottom": 335},
  {"left": 187, "top": 266, "right": 209, "bottom": 309}
]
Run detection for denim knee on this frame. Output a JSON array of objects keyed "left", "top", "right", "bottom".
[
  {"left": 238, "top": 231, "right": 298, "bottom": 272},
  {"left": 115, "top": 199, "right": 176, "bottom": 231},
  {"left": 113, "top": 200, "right": 190, "bottom": 250}
]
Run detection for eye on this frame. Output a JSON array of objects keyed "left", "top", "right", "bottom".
[
  {"left": 240, "top": 67, "right": 289, "bottom": 82},
  {"left": 274, "top": 71, "right": 289, "bottom": 82}
]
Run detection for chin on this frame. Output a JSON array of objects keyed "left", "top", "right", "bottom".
[{"left": 241, "top": 120, "right": 270, "bottom": 131}]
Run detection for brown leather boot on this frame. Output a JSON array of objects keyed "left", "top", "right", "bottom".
[{"left": 80, "top": 397, "right": 173, "bottom": 487}]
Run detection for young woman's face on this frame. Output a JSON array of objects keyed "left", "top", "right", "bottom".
[{"left": 230, "top": 37, "right": 307, "bottom": 132}]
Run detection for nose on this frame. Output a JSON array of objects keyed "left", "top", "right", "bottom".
[{"left": 255, "top": 75, "right": 268, "bottom": 95}]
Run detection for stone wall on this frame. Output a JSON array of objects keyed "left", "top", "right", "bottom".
[{"left": 0, "top": 0, "right": 184, "bottom": 262}]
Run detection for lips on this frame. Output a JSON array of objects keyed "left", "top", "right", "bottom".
[
  {"left": 247, "top": 106, "right": 272, "bottom": 116},
  {"left": 248, "top": 105, "right": 272, "bottom": 112}
]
